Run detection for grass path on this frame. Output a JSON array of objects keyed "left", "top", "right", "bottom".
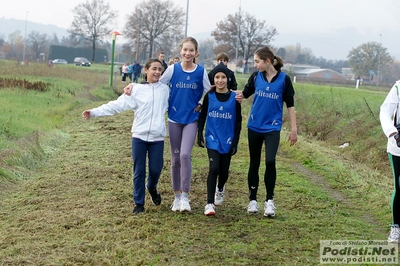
[
  {"left": 0, "top": 107, "right": 394, "bottom": 265},
  {"left": 287, "top": 160, "right": 385, "bottom": 235}
]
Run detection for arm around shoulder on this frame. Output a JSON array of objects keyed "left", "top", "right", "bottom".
[
  {"left": 159, "top": 65, "right": 174, "bottom": 84},
  {"left": 242, "top": 72, "right": 258, "bottom": 98}
]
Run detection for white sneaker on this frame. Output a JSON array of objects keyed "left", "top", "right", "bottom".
[
  {"left": 214, "top": 186, "right": 225, "bottom": 206},
  {"left": 388, "top": 224, "right": 400, "bottom": 243},
  {"left": 180, "top": 197, "right": 191, "bottom": 212},
  {"left": 264, "top": 200, "right": 276, "bottom": 217},
  {"left": 171, "top": 198, "right": 180, "bottom": 212},
  {"left": 247, "top": 200, "right": 258, "bottom": 213},
  {"left": 204, "top": 203, "right": 216, "bottom": 216}
]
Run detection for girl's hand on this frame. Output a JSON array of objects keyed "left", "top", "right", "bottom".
[
  {"left": 82, "top": 110, "right": 91, "bottom": 120},
  {"left": 288, "top": 130, "right": 297, "bottom": 146},
  {"left": 124, "top": 84, "right": 133, "bottom": 96},
  {"left": 195, "top": 104, "right": 202, "bottom": 112},
  {"left": 235, "top": 90, "right": 243, "bottom": 103}
]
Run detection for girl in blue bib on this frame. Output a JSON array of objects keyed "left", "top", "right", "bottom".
[
  {"left": 197, "top": 63, "right": 242, "bottom": 216},
  {"left": 236, "top": 47, "right": 298, "bottom": 217}
]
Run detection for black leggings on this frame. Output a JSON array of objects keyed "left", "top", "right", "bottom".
[
  {"left": 389, "top": 153, "right": 400, "bottom": 225},
  {"left": 206, "top": 149, "right": 232, "bottom": 204},
  {"left": 248, "top": 129, "right": 280, "bottom": 201}
]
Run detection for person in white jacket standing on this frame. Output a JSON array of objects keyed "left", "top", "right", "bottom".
[
  {"left": 82, "top": 58, "right": 169, "bottom": 215},
  {"left": 380, "top": 80, "right": 400, "bottom": 243}
]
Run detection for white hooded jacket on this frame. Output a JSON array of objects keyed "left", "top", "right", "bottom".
[
  {"left": 89, "top": 81, "right": 169, "bottom": 142},
  {"left": 380, "top": 80, "right": 400, "bottom": 156}
]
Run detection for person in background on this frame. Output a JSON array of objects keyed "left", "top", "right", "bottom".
[
  {"left": 172, "top": 56, "right": 180, "bottom": 64},
  {"left": 128, "top": 63, "right": 133, "bottom": 82},
  {"left": 379, "top": 80, "right": 400, "bottom": 243},
  {"left": 197, "top": 63, "right": 242, "bottom": 216},
  {"left": 133, "top": 61, "right": 143, "bottom": 83},
  {"left": 169, "top": 56, "right": 180, "bottom": 66},
  {"left": 124, "top": 37, "right": 211, "bottom": 213},
  {"left": 235, "top": 46, "right": 297, "bottom": 217},
  {"left": 158, "top": 52, "right": 168, "bottom": 74},
  {"left": 121, "top": 62, "right": 129, "bottom": 83},
  {"left": 82, "top": 59, "right": 169, "bottom": 215},
  {"left": 208, "top": 52, "right": 238, "bottom": 91}
]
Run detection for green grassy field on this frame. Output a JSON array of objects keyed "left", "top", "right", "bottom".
[{"left": 0, "top": 61, "right": 398, "bottom": 265}]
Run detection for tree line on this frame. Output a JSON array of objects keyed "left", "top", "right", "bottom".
[{"left": 0, "top": 0, "right": 399, "bottom": 84}]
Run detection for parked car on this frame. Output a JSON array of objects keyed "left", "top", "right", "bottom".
[
  {"left": 52, "top": 59, "right": 68, "bottom": 64},
  {"left": 73, "top": 57, "right": 91, "bottom": 67}
]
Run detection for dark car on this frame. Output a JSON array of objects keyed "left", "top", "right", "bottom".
[{"left": 74, "top": 57, "right": 91, "bottom": 67}]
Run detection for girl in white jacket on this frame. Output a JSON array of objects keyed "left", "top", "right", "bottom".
[
  {"left": 380, "top": 80, "right": 400, "bottom": 242},
  {"left": 82, "top": 59, "right": 170, "bottom": 215}
]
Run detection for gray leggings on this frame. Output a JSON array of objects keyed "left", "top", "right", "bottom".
[{"left": 168, "top": 121, "right": 198, "bottom": 193}]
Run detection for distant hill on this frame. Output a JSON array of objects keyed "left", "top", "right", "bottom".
[{"left": 0, "top": 17, "right": 68, "bottom": 39}]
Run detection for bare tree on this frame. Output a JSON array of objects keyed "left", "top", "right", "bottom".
[
  {"left": 50, "top": 33, "right": 60, "bottom": 45},
  {"left": 198, "top": 38, "right": 215, "bottom": 62},
  {"left": 7, "top": 30, "right": 23, "bottom": 60},
  {"left": 0, "top": 33, "right": 5, "bottom": 48},
  {"left": 384, "top": 59, "right": 400, "bottom": 84},
  {"left": 281, "top": 45, "right": 298, "bottom": 63},
  {"left": 28, "top": 31, "right": 49, "bottom": 60},
  {"left": 211, "top": 12, "right": 277, "bottom": 66},
  {"left": 276, "top": 47, "right": 286, "bottom": 60},
  {"left": 124, "top": 0, "right": 185, "bottom": 61},
  {"left": 69, "top": 0, "right": 117, "bottom": 62}
]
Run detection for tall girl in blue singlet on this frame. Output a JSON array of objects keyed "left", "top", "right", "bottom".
[
  {"left": 159, "top": 37, "right": 211, "bottom": 213},
  {"left": 197, "top": 63, "right": 242, "bottom": 216},
  {"left": 236, "top": 46, "right": 298, "bottom": 217}
]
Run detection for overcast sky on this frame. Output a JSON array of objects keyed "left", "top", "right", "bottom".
[{"left": 1, "top": 0, "right": 400, "bottom": 60}]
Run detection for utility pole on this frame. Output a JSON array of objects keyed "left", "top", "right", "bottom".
[
  {"left": 235, "top": 0, "right": 241, "bottom": 65},
  {"left": 151, "top": 19, "right": 156, "bottom": 58},
  {"left": 109, "top": 31, "right": 121, "bottom": 88},
  {"left": 151, "top": 29, "right": 155, "bottom": 58},
  {"left": 136, "top": 11, "right": 141, "bottom": 62},
  {"left": 377, "top": 34, "right": 382, "bottom": 86},
  {"left": 22, "top": 11, "right": 28, "bottom": 64},
  {"left": 185, "top": 0, "right": 189, "bottom": 37}
]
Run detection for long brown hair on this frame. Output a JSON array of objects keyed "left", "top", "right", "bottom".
[{"left": 254, "top": 47, "right": 284, "bottom": 71}]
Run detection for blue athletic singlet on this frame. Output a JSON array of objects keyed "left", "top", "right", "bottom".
[
  {"left": 247, "top": 71, "right": 286, "bottom": 133},
  {"left": 205, "top": 91, "right": 236, "bottom": 154},
  {"left": 168, "top": 63, "right": 205, "bottom": 124}
]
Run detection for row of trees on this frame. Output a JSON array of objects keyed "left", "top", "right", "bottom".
[
  {"left": 0, "top": 29, "right": 109, "bottom": 63},
  {"left": 0, "top": 0, "right": 399, "bottom": 84}
]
